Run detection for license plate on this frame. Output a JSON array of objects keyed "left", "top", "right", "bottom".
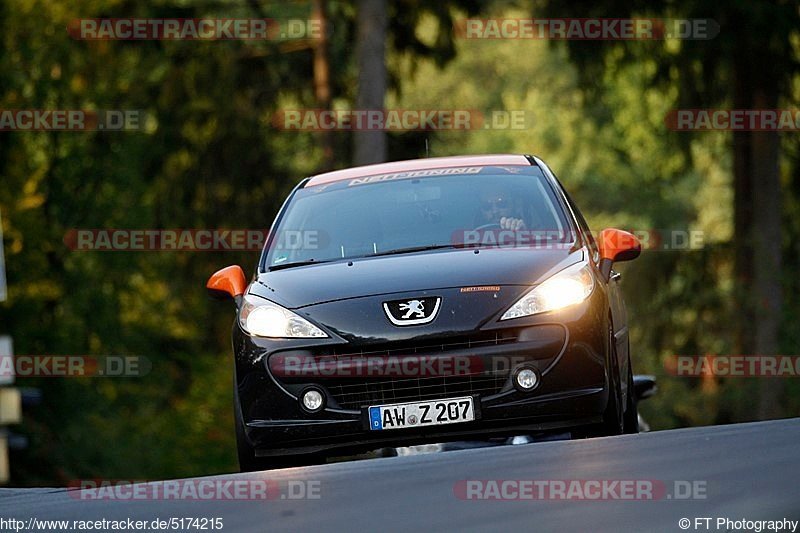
[{"left": 368, "top": 396, "right": 475, "bottom": 431}]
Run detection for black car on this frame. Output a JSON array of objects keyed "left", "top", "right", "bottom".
[{"left": 207, "top": 154, "right": 642, "bottom": 471}]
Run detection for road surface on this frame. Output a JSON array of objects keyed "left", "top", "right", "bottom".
[{"left": 2, "top": 418, "right": 799, "bottom": 532}]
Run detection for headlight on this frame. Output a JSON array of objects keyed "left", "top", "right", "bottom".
[
  {"left": 239, "top": 296, "right": 328, "bottom": 338},
  {"left": 501, "top": 262, "right": 594, "bottom": 320}
]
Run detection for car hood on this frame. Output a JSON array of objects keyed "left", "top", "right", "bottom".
[{"left": 250, "top": 247, "right": 585, "bottom": 309}]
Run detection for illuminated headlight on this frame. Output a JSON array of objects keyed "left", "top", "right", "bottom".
[
  {"left": 239, "top": 296, "right": 328, "bottom": 338},
  {"left": 501, "top": 262, "right": 594, "bottom": 320}
]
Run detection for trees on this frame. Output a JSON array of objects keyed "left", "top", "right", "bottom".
[
  {"left": 0, "top": 0, "right": 482, "bottom": 484},
  {"left": 0, "top": 0, "right": 325, "bottom": 483},
  {"left": 2, "top": 0, "right": 797, "bottom": 485},
  {"left": 351, "top": 0, "right": 482, "bottom": 165},
  {"left": 535, "top": 0, "right": 799, "bottom": 418},
  {"left": 354, "top": 0, "right": 388, "bottom": 165}
]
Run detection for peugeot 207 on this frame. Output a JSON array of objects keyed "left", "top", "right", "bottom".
[{"left": 207, "top": 154, "right": 642, "bottom": 471}]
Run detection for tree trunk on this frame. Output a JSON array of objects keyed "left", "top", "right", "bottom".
[
  {"left": 353, "top": 0, "right": 387, "bottom": 165},
  {"left": 312, "top": 0, "right": 334, "bottom": 172},
  {"left": 751, "top": 85, "right": 783, "bottom": 419},
  {"left": 733, "top": 50, "right": 784, "bottom": 419},
  {"left": 731, "top": 47, "right": 784, "bottom": 419},
  {"left": 732, "top": 80, "right": 754, "bottom": 359}
]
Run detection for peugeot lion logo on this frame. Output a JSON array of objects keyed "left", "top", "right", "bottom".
[
  {"left": 383, "top": 296, "right": 441, "bottom": 326},
  {"left": 399, "top": 300, "right": 426, "bottom": 319}
]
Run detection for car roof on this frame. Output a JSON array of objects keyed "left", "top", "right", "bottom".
[{"left": 304, "top": 154, "right": 533, "bottom": 187}]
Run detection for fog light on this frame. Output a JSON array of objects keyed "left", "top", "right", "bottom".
[
  {"left": 515, "top": 368, "right": 539, "bottom": 391},
  {"left": 301, "top": 389, "right": 324, "bottom": 412}
]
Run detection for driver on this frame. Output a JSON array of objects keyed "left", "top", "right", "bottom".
[{"left": 478, "top": 190, "right": 527, "bottom": 230}]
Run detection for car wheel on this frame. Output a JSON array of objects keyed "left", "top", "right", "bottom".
[
  {"left": 599, "top": 324, "right": 624, "bottom": 436},
  {"left": 234, "top": 394, "right": 323, "bottom": 471},
  {"left": 235, "top": 395, "right": 270, "bottom": 472},
  {"left": 622, "top": 356, "right": 639, "bottom": 434},
  {"left": 573, "top": 324, "right": 624, "bottom": 439}
]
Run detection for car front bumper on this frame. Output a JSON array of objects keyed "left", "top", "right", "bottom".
[{"left": 232, "top": 288, "right": 612, "bottom": 457}]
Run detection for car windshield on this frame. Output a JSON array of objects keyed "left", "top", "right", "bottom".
[{"left": 262, "top": 165, "right": 572, "bottom": 269}]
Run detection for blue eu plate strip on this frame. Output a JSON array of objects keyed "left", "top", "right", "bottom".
[{"left": 369, "top": 407, "right": 383, "bottom": 430}]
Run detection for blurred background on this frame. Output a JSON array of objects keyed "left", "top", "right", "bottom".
[{"left": 1, "top": 0, "right": 799, "bottom": 485}]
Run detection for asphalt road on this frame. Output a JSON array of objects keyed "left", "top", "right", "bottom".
[{"left": 2, "top": 418, "right": 799, "bottom": 532}]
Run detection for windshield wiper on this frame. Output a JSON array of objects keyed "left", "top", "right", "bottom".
[
  {"left": 269, "top": 245, "right": 459, "bottom": 269},
  {"left": 367, "top": 244, "right": 459, "bottom": 258},
  {"left": 268, "top": 259, "right": 334, "bottom": 271}
]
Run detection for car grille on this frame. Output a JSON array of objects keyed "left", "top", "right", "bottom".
[
  {"left": 326, "top": 375, "right": 506, "bottom": 410},
  {"left": 316, "top": 332, "right": 517, "bottom": 410}
]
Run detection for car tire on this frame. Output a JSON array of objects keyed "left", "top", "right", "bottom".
[
  {"left": 573, "top": 324, "right": 624, "bottom": 439},
  {"left": 622, "top": 355, "right": 639, "bottom": 434},
  {"left": 598, "top": 324, "right": 624, "bottom": 436},
  {"left": 234, "top": 395, "right": 270, "bottom": 472},
  {"left": 234, "top": 392, "right": 323, "bottom": 472}
]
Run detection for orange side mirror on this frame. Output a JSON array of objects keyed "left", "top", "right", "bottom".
[
  {"left": 597, "top": 228, "right": 641, "bottom": 263},
  {"left": 597, "top": 229, "right": 640, "bottom": 281},
  {"left": 206, "top": 265, "right": 247, "bottom": 301}
]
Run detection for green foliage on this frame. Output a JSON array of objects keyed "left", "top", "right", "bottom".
[
  {"left": 0, "top": 0, "right": 490, "bottom": 485},
  {"left": 1, "top": 0, "right": 799, "bottom": 485},
  {"left": 393, "top": 8, "right": 799, "bottom": 429},
  {"left": 0, "top": 0, "right": 327, "bottom": 484}
]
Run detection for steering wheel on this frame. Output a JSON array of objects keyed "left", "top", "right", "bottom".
[{"left": 473, "top": 223, "right": 501, "bottom": 231}]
